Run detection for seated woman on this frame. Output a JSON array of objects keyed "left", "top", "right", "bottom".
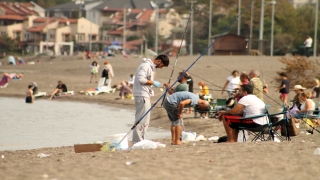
[
  {"left": 31, "top": 82, "right": 38, "bottom": 94},
  {"left": 293, "top": 92, "right": 315, "bottom": 122},
  {"left": 48, "top": 81, "right": 68, "bottom": 100},
  {"left": 119, "top": 81, "right": 132, "bottom": 99}
]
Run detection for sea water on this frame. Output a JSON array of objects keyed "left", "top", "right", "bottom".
[{"left": 0, "top": 97, "right": 169, "bottom": 151}]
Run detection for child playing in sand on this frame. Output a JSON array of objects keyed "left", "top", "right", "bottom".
[{"left": 26, "top": 85, "right": 34, "bottom": 103}]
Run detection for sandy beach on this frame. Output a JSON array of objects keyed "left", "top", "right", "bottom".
[{"left": 1, "top": 54, "right": 320, "bottom": 180}]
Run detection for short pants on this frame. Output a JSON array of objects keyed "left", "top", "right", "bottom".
[
  {"left": 163, "top": 98, "right": 183, "bottom": 126},
  {"left": 223, "top": 115, "right": 260, "bottom": 129}
]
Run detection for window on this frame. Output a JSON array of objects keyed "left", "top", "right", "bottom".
[{"left": 91, "top": 35, "right": 96, "bottom": 41}]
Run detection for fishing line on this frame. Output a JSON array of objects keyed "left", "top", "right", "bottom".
[
  {"left": 111, "top": 0, "right": 256, "bottom": 151},
  {"left": 160, "top": 4, "right": 193, "bottom": 107}
]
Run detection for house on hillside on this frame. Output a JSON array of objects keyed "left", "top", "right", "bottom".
[
  {"left": 212, "top": 34, "right": 248, "bottom": 55},
  {"left": 27, "top": 17, "right": 99, "bottom": 55},
  {"left": 0, "top": 2, "right": 45, "bottom": 53}
]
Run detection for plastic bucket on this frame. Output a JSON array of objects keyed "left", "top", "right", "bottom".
[
  {"left": 106, "top": 133, "right": 128, "bottom": 150},
  {"left": 276, "top": 108, "right": 284, "bottom": 120}
]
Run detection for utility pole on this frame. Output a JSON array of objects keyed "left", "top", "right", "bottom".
[
  {"left": 270, "top": 1, "right": 276, "bottom": 56},
  {"left": 314, "top": 0, "right": 319, "bottom": 57},
  {"left": 155, "top": 5, "right": 158, "bottom": 55},
  {"left": 249, "top": 2, "right": 254, "bottom": 52},
  {"left": 186, "top": 0, "right": 196, "bottom": 56},
  {"left": 46, "top": 10, "right": 49, "bottom": 54},
  {"left": 123, "top": 7, "right": 126, "bottom": 52},
  {"left": 237, "top": 0, "right": 241, "bottom": 36},
  {"left": 259, "top": 0, "right": 265, "bottom": 55},
  {"left": 208, "top": 0, "right": 212, "bottom": 56}
]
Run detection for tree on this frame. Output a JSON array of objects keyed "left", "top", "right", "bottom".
[{"left": 0, "top": 33, "right": 17, "bottom": 52}]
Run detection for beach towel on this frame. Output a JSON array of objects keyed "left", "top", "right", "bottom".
[{"left": 0, "top": 76, "right": 9, "bottom": 88}]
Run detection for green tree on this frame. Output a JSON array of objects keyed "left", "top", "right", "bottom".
[{"left": 0, "top": 33, "right": 17, "bottom": 52}]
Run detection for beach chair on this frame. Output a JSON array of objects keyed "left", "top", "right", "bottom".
[
  {"left": 34, "top": 92, "right": 48, "bottom": 98},
  {"left": 0, "top": 76, "right": 9, "bottom": 88},
  {"left": 85, "top": 78, "right": 115, "bottom": 96},
  {"left": 54, "top": 91, "right": 75, "bottom": 98},
  {"left": 236, "top": 113, "right": 270, "bottom": 142}
]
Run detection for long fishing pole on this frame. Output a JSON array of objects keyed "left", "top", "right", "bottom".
[
  {"left": 160, "top": 4, "right": 193, "bottom": 107},
  {"left": 111, "top": 0, "right": 256, "bottom": 151}
]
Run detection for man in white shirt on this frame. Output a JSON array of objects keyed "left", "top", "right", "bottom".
[
  {"left": 218, "top": 84, "right": 267, "bottom": 143},
  {"left": 304, "top": 35, "right": 313, "bottom": 58}
]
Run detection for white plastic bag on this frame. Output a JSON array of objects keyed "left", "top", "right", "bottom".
[
  {"left": 237, "top": 131, "right": 249, "bottom": 142},
  {"left": 181, "top": 131, "right": 196, "bottom": 142},
  {"left": 131, "top": 140, "right": 166, "bottom": 150}
]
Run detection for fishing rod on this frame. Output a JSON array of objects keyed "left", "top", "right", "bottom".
[
  {"left": 160, "top": 4, "right": 193, "bottom": 107},
  {"left": 111, "top": 0, "right": 256, "bottom": 151},
  {"left": 174, "top": 66, "right": 224, "bottom": 90}
]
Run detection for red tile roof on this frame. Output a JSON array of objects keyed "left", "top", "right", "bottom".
[
  {"left": 0, "top": 2, "right": 39, "bottom": 16},
  {"left": 107, "top": 30, "right": 122, "bottom": 35},
  {"left": 0, "top": 15, "right": 26, "bottom": 21},
  {"left": 27, "top": 23, "right": 47, "bottom": 32},
  {"left": 33, "top": 17, "right": 78, "bottom": 24},
  {"left": 137, "top": 10, "right": 154, "bottom": 21}
]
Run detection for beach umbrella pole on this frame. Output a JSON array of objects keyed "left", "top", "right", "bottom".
[{"left": 111, "top": 1, "right": 255, "bottom": 151}]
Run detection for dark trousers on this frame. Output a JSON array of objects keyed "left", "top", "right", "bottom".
[{"left": 306, "top": 47, "right": 311, "bottom": 57}]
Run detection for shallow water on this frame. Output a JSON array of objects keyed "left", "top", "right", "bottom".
[{"left": 0, "top": 97, "right": 169, "bottom": 151}]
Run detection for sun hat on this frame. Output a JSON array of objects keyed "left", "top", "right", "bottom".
[{"left": 293, "top": 85, "right": 306, "bottom": 90}]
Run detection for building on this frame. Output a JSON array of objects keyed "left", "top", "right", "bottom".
[
  {"left": 0, "top": 2, "right": 45, "bottom": 51},
  {"left": 27, "top": 17, "right": 99, "bottom": 55},
  {"left": 212, "top": 34, "right": 247, "bottom": 55}
]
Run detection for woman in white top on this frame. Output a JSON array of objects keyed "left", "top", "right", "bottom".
[
  {"left": 295, "top": 92, "right": 315, "bottom": 120},
  {"left": 221, "top": 70, "right": 240, "bottom": 97}
]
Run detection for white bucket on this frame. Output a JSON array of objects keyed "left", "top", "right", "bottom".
[
  {"left": 276, "top": 108, "right": 284, "bottom": 120},
  {"left": 106, "top": 133, "right": 128, "bottom": 150}
]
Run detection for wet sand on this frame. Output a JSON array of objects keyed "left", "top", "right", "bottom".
[{"left": 1, "top": 55, "right": 320, "bottom": 180}]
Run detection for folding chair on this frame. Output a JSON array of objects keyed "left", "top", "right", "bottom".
[
  {"left": 236, "top": 113, "right": 270, "bottom": 142},
  {"left": 300, "top": 110, "right": 320, "bottom": 134}
]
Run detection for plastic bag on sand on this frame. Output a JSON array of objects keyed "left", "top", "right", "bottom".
[
  {"left": 131, "top": 140, "right": 166, "bottom": 150},
  {"left": 181, "top": 131, "right": 196, "bottom": 142}
]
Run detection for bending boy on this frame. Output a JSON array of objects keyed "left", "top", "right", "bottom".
[{"left": 163, "top": 91, "right": 209, "bottom": 145}]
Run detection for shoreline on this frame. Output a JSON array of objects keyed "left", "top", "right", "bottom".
[{"left": 1, "top": 55, "right": 320, "bottom": 179}]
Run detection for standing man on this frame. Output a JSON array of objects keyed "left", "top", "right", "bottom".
[
  {"left": 248, "top": 70, "right": 268, "bottom": 101},
  {"left": 132, "top": 54, "right": 170, "bottom": 143},
  {"left": 304, "top": 35, "right": 313, "bottom": 58}
]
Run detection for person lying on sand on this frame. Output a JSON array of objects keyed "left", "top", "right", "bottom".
[
  {"left": 217, "top": 84, "right": 267, "bottom": 143},
  {"left": 162, "top": 91, "right": 209, "bottom": 145}
]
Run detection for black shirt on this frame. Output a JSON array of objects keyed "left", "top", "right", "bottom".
[
  {"left": 279, "top": 79, "right": 290, "bottom": 94},
  {"left": 186, "top": 76, "right": 193, "bottom": 93},
  {"left": 57, "top": 84, "right": 67, "bottom": 92},
  {"left": 101, "top": 69, "right": 109, "bottom": 79},
  {"left": 313, "top": 86, "right": 320, "bottom": 98}
]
